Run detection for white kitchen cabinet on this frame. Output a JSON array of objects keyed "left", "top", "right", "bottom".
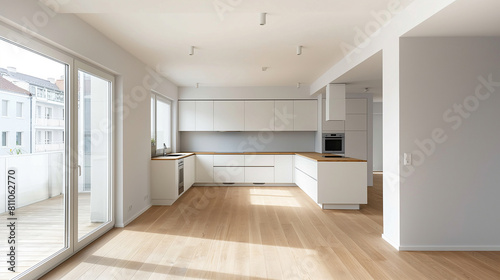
[
  {"left": 245, "top": 101, "right": 275, "bottom": 131},
  {"left": 274, "top": 155, "right": 293, "bottom": 183},
  {"left": 322, "top": 101, "right": 345, "bottom": 132},
  {"left": 213, "top": 167, "right": 245, "bottom": 183},
  {"left": 195, "top": 101, "right": 214, "bottom": 131},
  {"left": 345, "top": 114, "right": 367, "bottom": 131},
  {"left": 244, "top": 155, "right": 274, "bottom": 166},
  {"left": 195, "top": 155, "right": 214, "bottom": 183},
  {"left": 214, "top": 101, "right": 245, "bottom": 131},
  {"left": 179, "top": 101, "right": 196, "bottom": 131},
  {"left": 244, "top": 167, "right": 274, "bottom": 183},
  {"left": 274, "top": 101, "right": 294, "bottom": 131},
  {"left": 213, "top": 155, "right": 245, "bottom": 166},
  {"left": 295, "top": 168, "right": 318, "bottom": 201},
  {"left": 346, "top": 99, "right": 367, "bottom": 114},
  {"left": 184, "top": 155, "right": 195, "bottom": 190},
  {"left": 293, "top": 100, "right": 318, "bottom": 131},
  {"left": 345, "top": 131, "right": 367, "bottom": 160},
  {"left": 151, "top": 155, "right": 196, "bottom": 205}
]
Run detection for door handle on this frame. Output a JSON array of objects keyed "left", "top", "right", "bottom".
[{"left": 78, "top": 165, "right": 82, "bottom": 176}]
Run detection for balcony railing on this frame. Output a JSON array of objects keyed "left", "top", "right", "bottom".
[
  {"left": 35, "top": 117, "right": 65, "bottom": 128},
  {"left": 0, "top": 152, "right": 64, "bottom": 214},
  {"left": 35, "top": 143, "right": 64, "bottom": 152}
]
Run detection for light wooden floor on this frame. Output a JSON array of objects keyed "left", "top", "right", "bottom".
[
  {"left": 0, "top": 193, "right": 102, "bottom": 278},
  {"left": 41, "top": 174, "right": 500, "bottom": 280}
]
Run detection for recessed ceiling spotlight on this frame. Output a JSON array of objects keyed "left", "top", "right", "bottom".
[
  {"left": 364, "top": 87, "right": 369, "bottom": 93},
  {"left": 297, "top": 82, "right": 301, "bottom": 88},
  {"left": 189, "top": 46, "right": 195, "bottom": 56},
  {"left": 297, "top": 46, "right": 302, "bottom": 55},
  {"left": 260, "top": 13, "right": 267, "bottom": 26},
  {"left": 262, "top": 66, "right": 269, "bottom": 71}
]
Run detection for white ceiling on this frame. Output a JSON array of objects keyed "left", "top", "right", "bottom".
[{"left": 49, "top": 0, "right": 413, "bottom": 87}]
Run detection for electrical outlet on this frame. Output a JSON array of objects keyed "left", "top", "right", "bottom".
[
  {"left": 404, "top": 153, "right": 412, "bottom": 166},
  {"left": 128, "top": 205, "right": 133, "bottom": 212}
]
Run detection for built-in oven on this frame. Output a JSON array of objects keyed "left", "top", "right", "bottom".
[
  {"left": 178, "top": 159, "right": 184, "bottom": 195},
  {"left": 322, "top": 133, "right": 345, "bottom": 154}
]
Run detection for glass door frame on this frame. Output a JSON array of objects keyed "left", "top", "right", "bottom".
[
  {"left": 72, "top": 60, "right": 115, "bottom": 252},
  {"left": 0, "top": 23, "right": 115, "bottom": 280}
]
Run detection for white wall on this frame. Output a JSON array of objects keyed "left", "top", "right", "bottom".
[
  {"left": 373, "top": 102, "right": 383, "bottom": 171},
  {"left": 0, "top": 1, "right": 178, "bottom": 226},
  {"left": 399, "top": 37, "right": 500, "bottom": 250}
]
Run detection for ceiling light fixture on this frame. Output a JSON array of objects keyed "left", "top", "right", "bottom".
[
  {"left": 297, "top": 46, "right": 302, "bottom": 55},
  {"left": 260, "top": 13, "right": 267, "bottom": 26},
  {"left": 364, "top": 87, "right": 369, "bottom": 93},
  {"left": 297, "top": 82, "right": 301, "bottom": 88},
  {"left": 262, "top": 66, "right": 268, "bottom": 71},
  {"left": 189, "top": 46, "right": 195, "bottom": 56}
]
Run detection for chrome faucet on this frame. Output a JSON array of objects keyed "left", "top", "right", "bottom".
[{"left": 163, "top": 143, "right": 167, "bottom": 156}]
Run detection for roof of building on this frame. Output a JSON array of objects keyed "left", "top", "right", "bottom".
[
  {"left": 0, "top": 76, "right": 31, "bottom": 96},
  {"left": 0, "top": 67, "right": 62, "bottom": 92}
]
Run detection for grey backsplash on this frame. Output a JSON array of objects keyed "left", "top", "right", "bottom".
[{"left": 180, "top": 131, "right": 316, "bottom": 153}]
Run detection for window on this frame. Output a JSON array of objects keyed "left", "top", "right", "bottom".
[
  {"left": 37, "top": 105, "right": 42, "bottom": 118},
  {"left": 46, "top": 107, "right": 52, "bottom": 119},
  {"left": 45, "top": 131, "right": 52, "bottom": 144},
  {"left": 2, "top": 100, "right": 8, "bottom": 117},
  {"left": 16, "top": 102, "right": 23, "bottom": 118},
  {"left": 1, "top": 132, "right": 7, "bottom": 147},
  {"left": 151, "top": 92, "right": 172, "bottom": 155},
  {"left": 36, "top": 131, "right": 43, "bottom": 144},
  {"left": 16, "top": 132, "right": 22, "bottom": 146}
]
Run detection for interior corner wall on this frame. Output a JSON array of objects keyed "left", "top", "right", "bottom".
[
  {"left": 382, "top": 39, "right": 401, "bottom": 249},
  {"left": 0, "top": 0, "right": 178, "bottom": 227},
  {"left": 399, "top": 37, "right": 500, "bottom": 250}
]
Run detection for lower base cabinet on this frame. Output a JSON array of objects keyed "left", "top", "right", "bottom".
[
  {"left": 151, "top": 155, "right": 195, "bottom": 205},
  {"left": 213, "top": 166, "right": 244, "bottom": 183},
  {"left": 244, "top": 167, "right": 274, "bottom": 183}
]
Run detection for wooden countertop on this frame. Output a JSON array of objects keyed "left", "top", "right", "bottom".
[
  {"left": 151, "top": 153, "right": 195, "bottom": 160},
  {"left": 295, "top": 153, "right": 366, "bottom": 162},
  {"left": 183, "top": 152, "right": 366, "bottom": 162}
]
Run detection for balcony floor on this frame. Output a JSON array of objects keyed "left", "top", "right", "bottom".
[{"left": 0, "top": 193, "right": 103, "bottom": 278}]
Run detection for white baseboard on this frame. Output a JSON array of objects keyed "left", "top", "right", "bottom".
[
  {"left": 399, "top": 245, "right": 500, "bottom": 251},
  {"left": 192, "top": 183, "right": 297, "bottom": 187},
  {"left": 115, "top": 203, "right": 152, "bottom": 228},
  {"left": 382, "top": 234, "right": 400, "bottom": 251}
]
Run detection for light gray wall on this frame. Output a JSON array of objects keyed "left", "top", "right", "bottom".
[
  {"left": 373, "top": 102, "right": 383, "bottom": 171},
  {"left": 399, "top": 37, "right": 500, "bottom": 249},
  {"left": 180, "top": 131, "right": 316, "bottom": 153}
]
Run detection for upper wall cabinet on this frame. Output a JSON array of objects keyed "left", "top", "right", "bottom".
[
  {"left": 214, "top": 101, "right": 245, "bottom": 131},
  {"left": 294, "top": 100, "right": 318, "bottom": 131},
  {"left": 245, "top": 101, "right": 275, "bottom": 131},
  {"left": 179, "top": 101, "right": 214, "bottom": 131},
  {"left": 179, "top": 99, "right": 318, "bottom": 132},
  {"left": 275, "top": 101, "right": 294, "bottom": 131},
  {"left": 179, "top": 101, "right": 196, "bottom": 131},
  {"left": 195, "top": 101, "right": 214, "bottom": 131}
]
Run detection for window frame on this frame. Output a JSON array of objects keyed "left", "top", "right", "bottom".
[
  {"left": 151, "top": 91, "right": 173, "bottom": 156},
  {"left": 1, "top": 131, "right": 7, "bottom": 147},
  {"left": 16, "top": 131, "right": 22, "bottom": 146},
  {"left": 2, "top": 99, "right": 8, "bottom": 117},
  {"left": 16, "top": 101, "right": 23, "bottom": 118}
]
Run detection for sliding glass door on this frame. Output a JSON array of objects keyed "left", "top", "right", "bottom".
[
  {"left": 74, "top": 62, "right": 114, "bottom": 250},
  {"left": 0, "top": 25, "right": 114, "bottom": 279}
]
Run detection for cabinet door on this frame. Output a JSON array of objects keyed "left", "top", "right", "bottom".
[
  {"left": 244, "top": 155, "right": 274, "bottom": 166},
  {"left": 195, "top": 101, "right": 214, "bottom": 131},
  {"left": 213, "top": 101, "right": 245, "bottom": 131},
  {"left": 322, "top": 101, "right": 345, "bottom": 132},
  {"left": 179, "top": 101, "right": 196, "bottom": 131},
  {"left": 345, "top": 114, "right": 367, "bottom": 131},
  {"left": 195, "top": 155, "right": 214, "bottom": 183},
  {"left": 275, "top": 101, "right": 294, "bottom": 131},
  {"left": 244, "top": 167, "right": 274, "bottom": 183},
  {"left": 295, "top": 168, "right": 318, "bottom": 202},
  {"left": 294, "top": 100, "right": 318, "bottom": 131},
  {"left": 245, "top": 101, "right": 275, "bottom": 131},
  {"left": 184, "top": 155, "right": 195, "bottom": 190},
  {"left": 274, "top": 155, "right": 293, "bottom": 183},
  {"left": 214, "top": 167, "right": 245, "bottom": 183},
  {"left": 346, "top": 99, "right": 367, "bottom": 114},
  {"left": 213, "top": 155, "right": 245, "bottom": 166},
  {"left": 345, "top": 131, "right": 367, "bottom": 160}
]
